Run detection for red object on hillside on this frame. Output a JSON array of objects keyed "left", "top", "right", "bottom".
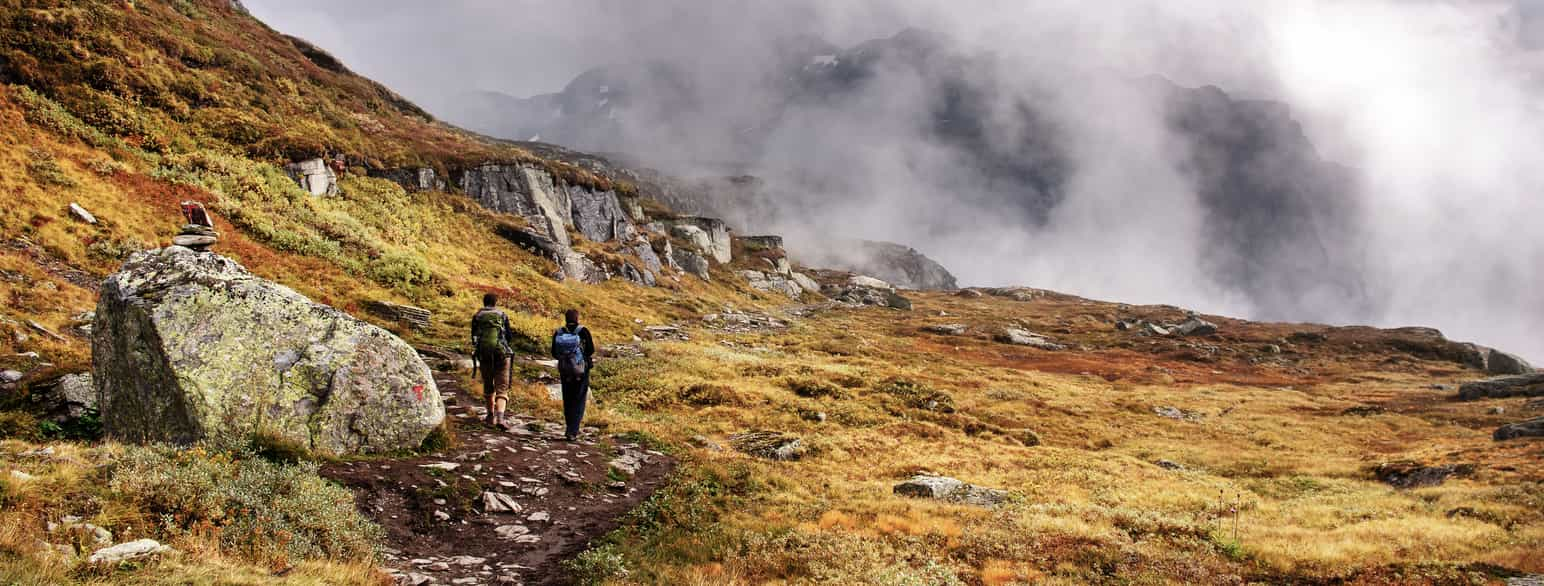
[{"left": 180, "top": 201, "right": 213, "bottom": 227}]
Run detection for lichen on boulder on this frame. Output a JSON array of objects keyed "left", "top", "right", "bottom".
[{"left": 93, "top": 246, "right": 444, "bottom": 455}]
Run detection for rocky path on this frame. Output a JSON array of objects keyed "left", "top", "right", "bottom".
[{"left": 322, "top": 367, "right": 673, "bottom": 586}]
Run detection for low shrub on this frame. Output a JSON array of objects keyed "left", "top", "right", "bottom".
[
  {"left": 367, "top": 250, "right": 435, "bottom": 290},
  {"left": 25, "top": 148, "right": 76, "bottom": 187},
  {"left": 0, "top": 411, "right": 41, "bottom": 441},
  {"left": 678, "top": 383, "right": 742, "bottom": 406},
  {"left": 107, "top": 444, "right": 381, "bottom": 566},
  {"left": 876, "top": 377, "right": 955, "bottom": 413},
  {"left": 784, "top": 377, "right": 844, "bottom": 399},
  {"left": 563, "top": 543, "right": 629, "bottom": 585}
]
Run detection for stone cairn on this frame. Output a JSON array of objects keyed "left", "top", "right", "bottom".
[{"left": 172, "top": 201, "right": 218, "bottom": 251}]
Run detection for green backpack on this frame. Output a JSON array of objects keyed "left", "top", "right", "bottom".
[{"left": 472, "top": 309, "right": 510, "bottom": 355}]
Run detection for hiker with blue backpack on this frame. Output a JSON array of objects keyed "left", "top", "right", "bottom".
[{"left": 551, "top": 308, "right": 596, "bottom": 442}]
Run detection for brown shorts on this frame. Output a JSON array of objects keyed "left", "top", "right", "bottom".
[{"left": 479, "top": 353, "right": 509, "bottom": 401}]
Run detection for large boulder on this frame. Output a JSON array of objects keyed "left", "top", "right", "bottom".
[
  {"left": 1458, "top": 373, "right": 1544, "bottom": 401},
  {"left": 892, "top": 474, "right": 1007, "bottom": 507},
  {"left": 93, "top": 247, "right": 444, "bottom": 455}
]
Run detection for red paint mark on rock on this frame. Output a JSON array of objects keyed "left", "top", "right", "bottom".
[{"left": 413, "top": 385, "right": 425, "bottom": 401}]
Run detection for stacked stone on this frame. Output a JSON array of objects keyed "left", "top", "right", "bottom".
[{"left": 172, "top": 201, "right": 218, "bottom": 251}]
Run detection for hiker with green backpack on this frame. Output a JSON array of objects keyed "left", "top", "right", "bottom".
[
  {"left": 470, "top": 293, "right": 515, "bottom": 429},
  {"left": 551, "top": 308, "right": 595, "bottom": 442}
]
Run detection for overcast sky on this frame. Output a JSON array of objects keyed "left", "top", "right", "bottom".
[{"left": 244, "top": 1, "right": 1544, "bottom": 362}]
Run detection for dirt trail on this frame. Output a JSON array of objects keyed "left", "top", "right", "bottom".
[{"left": 322, "top": 366, "right": 673, "bottom": 586}]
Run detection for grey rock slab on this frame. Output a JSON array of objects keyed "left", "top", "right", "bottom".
[
  {"left": 88, "top": 539, "right": 170, "bottom": 564},
  {"left": 1459, "top": 373, "right": 1544, "bottom": 400},
  {"left": 1494, "top": 417, "right": 1544, "bottom": 441},
  {"left": 892, "top": 474, "right": 1008, "bottom": 508}
]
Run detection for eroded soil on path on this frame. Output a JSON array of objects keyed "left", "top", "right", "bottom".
[{"left": 322, "top": 367, "right": 673, "bottom": 586}]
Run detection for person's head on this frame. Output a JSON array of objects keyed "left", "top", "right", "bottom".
[
  {"left": 564, "top": 308, "right": 579, "bottom": 326},
  {"left": 483, "top": 293, "right": 497, "bottom": 307}
]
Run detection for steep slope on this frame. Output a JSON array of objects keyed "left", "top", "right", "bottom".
[{"left": 0, "top": 2, "right": 1539, "bottom": 585}]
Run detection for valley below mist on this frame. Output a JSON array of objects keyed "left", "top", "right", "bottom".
[{"left": 249, "top": 0, "right": 1544, "bottom": 363}]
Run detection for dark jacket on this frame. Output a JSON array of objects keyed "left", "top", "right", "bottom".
[{"left": 551, "top": 323, "right": 595, "bottom": 368}]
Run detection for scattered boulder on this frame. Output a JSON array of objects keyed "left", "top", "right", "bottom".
[
  {"left": 892, "top": 474, "right": 1007, "bottom": 508},
  {"left": 824, "top": 276, "right": 911, "bottom": 310},
  {"left": 994, "top": 328, "right": 1066, "bottom": 350},
  {"left": 790, "top": 272, "right": 820, "bottom": 295},
  {"left": 365, "top": 301, "right": 432, "bottom": 331},
  {"left": 480, "top": 491, "right": 522, "bottom": 514},
  {"left": 284, "top": 158, "right": 339, "bottom": 197},
  {"left": 0, "top": 370, "right": 20, "bottom": 384},
  {"left": 94, "top": 247, "right": 444, "bottom": 455},
  {"left": 1143, "top": 323, "right": 1171, "bottom": 337},
  {"left": 729, "top": 431, "right": 805, "bottom": 461},
  {"left": 88, "top": 539, "right": 170, "bottom": 564},
  {"left": 922, "top": 324, "right": 968, "bottom": 336},
  {"left": 1494, "top": 417, "right": 1544, "bottom": 441},
  {"left": 1154, "top": 460, "right": 1186, "bottom": 471},
  {"left": 955, "top": 289, "right": 983, "bottom": 298},
  {"left": 1153, "top": 406, "right": 1204, "bottom": 423},
  {"left": 1458, "top": 373, "right": 1544, "bottom": 401},
  {"left": 1172, "top": 317, "right": 1218, "bottom": 337},
  {"left": 738, "top": 270, "right": 803, "bottom": 299},
  {"left": 1373, "top": 461, "right": 1475, "bottom": 489},
  {"left": 68, "top": 202, "right": 97, "bottom": 224}
]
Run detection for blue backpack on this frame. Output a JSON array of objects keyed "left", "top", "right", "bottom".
[{"left": 554, "top": 326, "right": 586, "bottom": 381}]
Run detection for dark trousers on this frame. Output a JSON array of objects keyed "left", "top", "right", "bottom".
[{"left": 561, "top": 369, "right": 590, "bottom": 438}]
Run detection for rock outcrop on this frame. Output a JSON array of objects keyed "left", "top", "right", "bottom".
[
  {"left": 1458, "top": 373, "right": 1544, "bottom": 401},
  {"left": 284, "top": 158, "right": 339, "bottom": 197},
  {"left": 93, "top": 247, "right": 444, "bottom": 455},
  {"left": 1494, "top": 417, "right": 1544, "bottom": 441},
  {"left": 671, "top": 248, "right": 711, "bottom": 280},
  {"left": 665, "top": 217, "right": 732, "bottom": 264},
  {"left": 371, "top": 167, "right": 446, "bottom": 192},
  {"left": 795, "top": 240, "right": 958, "bottom": 291},
  {"left": 458, "top": 163, "right": 576, "bottom": 249}
]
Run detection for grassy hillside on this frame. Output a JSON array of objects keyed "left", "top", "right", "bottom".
[{"left": 0, "top": 1, "right": 1539, "bottom": 584}]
